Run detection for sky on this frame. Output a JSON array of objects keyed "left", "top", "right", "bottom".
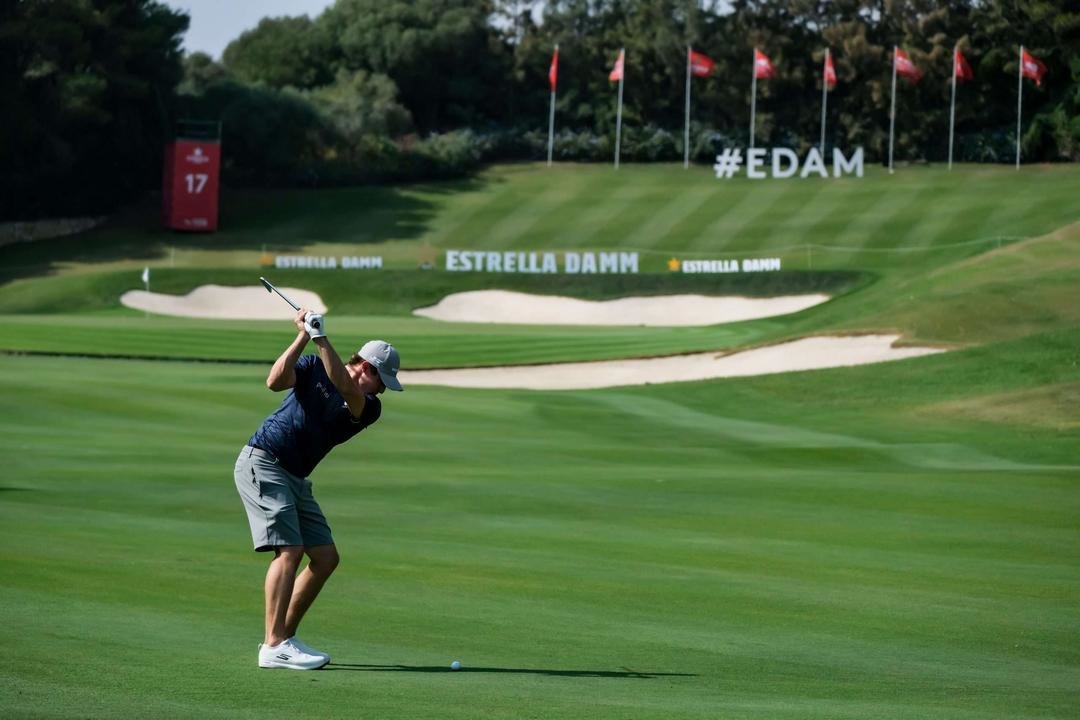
[{"left": 164, "top": 0, "right": 337, "bottom": 59}]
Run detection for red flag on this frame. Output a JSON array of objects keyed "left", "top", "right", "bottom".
[
  {"left": 689, "top": 49, "right": 715, "bottom": 78},
  {"left": 548, "top": 47, "right": 558, "bottom": 91},
  {"left": 608, "top": 49, "right": 624, "bottom": 82},
  {"left": 753, "top": 48, "right": 774, "bottom": 79},
  {"left": 954, "top": 48, "right": 973, "bottom": 82},
  {"left": 824, "top": 51, "right": 837, "bottom": 89},
  {"left": 1021, "top": 49, "right": 1047, "bottom": 86},
  {"left": 894, "top": 48, "right": 922, "bottom": 83}
]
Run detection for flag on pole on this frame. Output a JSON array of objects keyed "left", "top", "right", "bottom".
[
  {"left": 689, "top": 49, "right": 715, "bottom": 77},
  {"left": 824, "top": 50, "right": 837, "bottom": 89},
  {"left": 894, "top": 48, "right": 922, "bottom": 83},
  {"left": 610, "top": 49, "right": 626, "bottom": 169},
  {"left": 887, "top": 46, "right": 903, "bottom": 173},
  {"left": 1021, "top": 49, "right": 1047, "bottom": 86},
  {"left": 753, "top": 48, "right": 774, "bottom": 79},
  {"left": 954, "top": 48, "right": 973, "bottom": 82},
  {"left": 547, "top": 45, "right": 559, "bottom": 167},
  {"left": 1016, "top": 46, "right": 1047, "bottom": 169},
  {"left": 685, "top": 48, "right": 715, "bottom": 169},
  {"left": 609, "top": 49, "right": 625, "bottom": 82},
  {"left": 141, "top": 266, "right": 150, "bottom": 286},
  {"left": 948, "top": 45, "right": 971, "bottom": 171},
  {"left": 748, "top": 48, "right": 772, "bottom": 149},
  {"left": 820, "top": 48, "right": 835, "bottom": 154}
]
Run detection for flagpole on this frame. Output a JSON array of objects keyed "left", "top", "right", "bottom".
[
  {"left": 888, "top": 46, "right": 898, "bottom": 175},
  {"left": 547, "top": 87, "right": 556, "bottom": 166},
  {"left": 547, "top": 44, "right": 558, "bottom": 167},
  {"left": 684, "top": 46, "right": 692, "bottom": 169},
  {"left": 749, "top": 49, "right": 757, "bottom": 150},
  {"left": 820, "top": 48, "right": 829, "bottom": 155},
  {"left": 1015, "top": 45, "right": 1023, "bottom": 170},
  {"left": 142, "top": 267, "right": 150, "bottom": 318},
  {"left": 614, "top": 48, "right": 624, "bottom": 170},
  {"left": 948, "top": 44, "right": 958, "bottom": 171}
]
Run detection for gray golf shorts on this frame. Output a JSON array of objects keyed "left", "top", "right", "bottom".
[{"left": 233, "top": 445, "right": 334, "bottom": 552}]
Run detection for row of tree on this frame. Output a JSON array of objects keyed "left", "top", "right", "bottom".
[
  {"left": 220, "top": 0, "right": 1076, "bottom": 159},
  {"left": 2, "top": 0, "right": 1076, "bottom": 220}
]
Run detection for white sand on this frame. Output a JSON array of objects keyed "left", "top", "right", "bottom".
[
  {"left": 118, "top": 284, "right": 942, "bottom": 389},
  {"left": 413, "top": 290, "right": 831, "bottom": 326},
  {"left": 401, "top": 335, "right": 943, "bottom": 390},
  {"left": 120, "top": 284, "right": 327, "bottom": 319}
]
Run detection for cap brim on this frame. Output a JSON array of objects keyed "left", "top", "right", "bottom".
[{"left": 379, "top": 370, "right": 403, "bottom": 392}]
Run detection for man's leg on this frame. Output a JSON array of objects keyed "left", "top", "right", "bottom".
[
  {"left": 265, "top": 545, "right": 305, "bottom": 646},
  {"left": 284, "top": 543, "right": 340, "bottom": 638}
]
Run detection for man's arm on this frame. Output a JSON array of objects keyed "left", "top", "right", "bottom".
[
  {"left": 311, "top": 335, "right": 367, "bottom": 417},
  {"left": 266, "top": 308, "right": 311, "bottom": 391}
]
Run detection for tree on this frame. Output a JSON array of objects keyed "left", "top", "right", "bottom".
[
  {"left": 222, "top": 15, "right": 335, "bottom": 90},
  {"left": 306, "top": 69, "right": 413, "bottom": 162},
  {"left": 1, "top": 0, "right": 188, "bottom": 219},
  {"left": 178, "top": 52, "right": 233, "bottom": 95},
  {"left": 969, "top": 0, "right": 1080, "bottom": 161},
  {"left": 317, "top": 0, "right": 512, "bottom": 131}
]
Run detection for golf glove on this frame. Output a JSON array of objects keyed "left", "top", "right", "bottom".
[{"left": 304, "top": 312, "right": 326, "bottom": 339}]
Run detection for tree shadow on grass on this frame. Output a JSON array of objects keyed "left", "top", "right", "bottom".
[
  {"left": 0, "top": 175, "right": 494, "bottom": 284},
  {"left": 326, "top": 663, "right": 696, "bottom": 679}
]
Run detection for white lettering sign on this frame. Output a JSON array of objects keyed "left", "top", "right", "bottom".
[
  {"left": 674, "top": 257, "right": 782, "bottom": 273},
  {"left": 273, "top": 256, "right": 382, "bottom": 269},
  {"left": 445, "top": 250, "right": 638, "bottom": 274},
  {"left": 714, "top": 147, "right": 864, "bottom": 180}
]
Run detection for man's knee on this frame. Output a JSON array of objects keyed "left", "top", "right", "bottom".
[
  {"left": 307, "top": 544, "right": 340, "bottom": 574},
  {"left": 273, "top": 545, "right": 305, "bottom": 570}
]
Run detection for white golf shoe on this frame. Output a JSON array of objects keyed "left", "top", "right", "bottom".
[
  {"left": 258, "top": 638, "right": 330, "bottom": 670},
  {"left": 289, "top": 636, "right": 330, "bottom": 663}
]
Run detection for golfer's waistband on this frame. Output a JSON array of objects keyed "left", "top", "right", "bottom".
[{"left": 243, "top": 445, "right": 279, "bottom": 464}]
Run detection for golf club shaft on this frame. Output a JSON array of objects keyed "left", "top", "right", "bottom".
[{"left": 260, "top": 276, "right": 300, "bottom": 311}]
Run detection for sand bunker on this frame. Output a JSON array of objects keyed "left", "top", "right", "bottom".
[
  {"left": 401, "top": 335, "right": 943, "bottom": 390},
  {"left": 119, "top": 285, "right": 941, "bottom": 390},
  {"left": 121, "top": 284, "right": 327, "bottom": 319},
  {"left": 414, "top": 290, "right": 831, "bottom": 326}
]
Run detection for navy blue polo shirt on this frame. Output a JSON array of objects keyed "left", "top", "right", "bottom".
[{"left": 248, "top": 354, "right": 381, "bottom": 478}]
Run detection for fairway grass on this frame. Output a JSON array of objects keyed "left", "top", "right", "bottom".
[
  {"left": 1, "top": 348, "right": 1077, "bottom": 719},
  {"left": 1, "top": 164, "right": 1078, "bottom": 719}
]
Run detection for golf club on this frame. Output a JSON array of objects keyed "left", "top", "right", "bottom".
[{"left": 259, "top": 276, "right": 320, "bottom": 329}]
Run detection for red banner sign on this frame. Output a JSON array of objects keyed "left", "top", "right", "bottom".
[{"left": 162, "top": 140, "right": 220, "bottom": 231}]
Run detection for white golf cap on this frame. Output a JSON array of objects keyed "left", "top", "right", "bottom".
[{"left": 358, "top": 339, "right": 403, "bottom": 391}]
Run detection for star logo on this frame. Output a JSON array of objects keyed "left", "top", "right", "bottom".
[{"left": 667, "top": 257, "right": 681, "bottom": 272}]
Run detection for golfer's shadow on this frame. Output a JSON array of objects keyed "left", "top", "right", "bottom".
[{"left": 327, "top": 663, "right": 695, "bottom": 679}]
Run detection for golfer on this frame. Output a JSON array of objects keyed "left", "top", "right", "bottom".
[{"left": 233, "top": 307, "right": 402, "bottom": 670}]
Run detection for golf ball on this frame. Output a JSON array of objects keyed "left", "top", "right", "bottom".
[{"left": 450, "top": 660, "right": 461, "bottom": 671}]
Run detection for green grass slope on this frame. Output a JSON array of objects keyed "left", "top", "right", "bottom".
[
  {"left": 3, "top": 163, "right": 1077, "bottom": 280},
  {"left": 819, "top": 220, "right": 1080, "bottom": 344},
  {"left": 0, "top": 164, "right": 1077, "bottom": 364}
]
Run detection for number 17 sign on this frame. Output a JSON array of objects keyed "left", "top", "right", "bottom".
[{"left": 162, "top": 139, "right": 220, "bottom": 231}]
